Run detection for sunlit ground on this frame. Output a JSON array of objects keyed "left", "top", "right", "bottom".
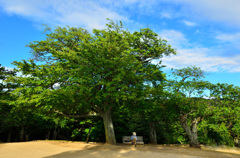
[{"left": 0, "top": 140, "right": 239, "bottom": 158}]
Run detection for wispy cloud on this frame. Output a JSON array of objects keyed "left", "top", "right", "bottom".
[
  {"left": 157, "top": 29, "right": 240, "bottom": 72},
  {"left": 216, "top": 32, "right": 240, "bottom": 42},
  {"left": 161, "top": 48, "right": 240, "bottom": 72},
  {"left": 160, "top": 12, "right": 172, "bottom": 19},
  {"left": 1, "top": 0, "right": 240, "bottom": 28},
  {"left": 0, "top": 0, "right": 178, "bottom": 29},
  {"left": 215, "top": 32, "right": 240, "bottom": 58},
  {"left": 0, "top": 0, "right": 128, "bottom": 29},
  {"left": 183, "top": 20, "right": 197, "bottom": 26},
  {"left": 177, "top": 0, "right": 240, "bottom": 27},
  {"left": 1, "top": 0, "right": 240, "bottom": 73},
  {"left": 159, "top": 30, "right": 189, "bottom": 48},
  {"left": 119, "top": 0, "right": 240, "bottom": 28}
]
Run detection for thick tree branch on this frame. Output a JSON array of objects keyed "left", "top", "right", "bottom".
[{"left": 53, "top": 110, "right": 99, "bottom": 118}]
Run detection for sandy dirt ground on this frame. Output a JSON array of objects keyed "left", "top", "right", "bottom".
[{"left": 0, "top": 141, "right": 240, "bottom": 158}]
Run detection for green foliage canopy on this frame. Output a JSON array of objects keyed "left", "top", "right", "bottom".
[{"left": 11, "top": 20, "right": 176, "bottom": 144}]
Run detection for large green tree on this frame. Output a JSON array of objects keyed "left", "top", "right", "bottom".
[{"left": 11, "top": 21, "right": 176, "bottom": 144}]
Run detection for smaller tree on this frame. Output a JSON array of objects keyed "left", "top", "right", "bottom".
[{"left": 166, "top": 66, "right": 211, "bottom": 148}]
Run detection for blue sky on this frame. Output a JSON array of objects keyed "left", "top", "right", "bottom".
[{"left": 0, "top": 0, "right": 240, "bottom": 86}]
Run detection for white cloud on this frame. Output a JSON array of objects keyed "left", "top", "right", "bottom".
[
  {"left": 1, "top": 0, "right": 240, "bottom": 73},
  {"left": 178, "top": 0, "right": 240, "bottom": 27},
  {"left": 161, "top": 48, "right": 240, "bottom": 72},
  {"left": 0, "top": 0, "right": 128, "bottom": 29},
  {"left": 159, "top": 30, "right": 189, "bottom": 48},
  {"left": 157, "top": 29, "right": 240, "bottom": 73},
  {"left": 183, "top": 20, "right": 196, "bottom": 26},
  {"left": 160, "top": 12, "right": 172, "bottom": 19},
  {"left": 216, "top": 32, "right": 240, "bottom": 42},
  {"left": 2, "top": 0, "right": 240, "bottom": 28},
  {"left": 115, "top": 0, "right": 240, "bottom": 28}
]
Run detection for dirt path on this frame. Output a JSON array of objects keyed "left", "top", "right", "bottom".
[{"left": 0, "top": 141, "right": 239, "bottom": 158}]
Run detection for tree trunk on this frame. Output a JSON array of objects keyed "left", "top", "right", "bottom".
[
  {"left": 20, "top": 126, "right": 25, "bottom": 142},
  {"left": 180, "top": 115, "right": 200, "bottom": 148},
  {"left": 7, "top": 128, "right": 12, "bottom": 142},
  {"left": 46, "top": 132, "right": 50, "bottom": 140},
  {"left": 149, "top": 122, "right": 157, "bottom": 144},
  {"left": 101, "top": 108, "right": 116, "bottom": 145},
  {"left": 53, "top": 126, "right": 57, "bottom": 140}
]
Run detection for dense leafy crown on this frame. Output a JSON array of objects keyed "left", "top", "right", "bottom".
[{"left": 12, "top": 21, "right": 176, "bottom": 117}]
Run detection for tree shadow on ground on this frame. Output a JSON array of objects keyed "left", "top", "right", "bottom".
[
  {"left": 43, "top": 149, "right": 199, "bottom": 158},
  {"left": 43, "top": 143, "right": 240, "bottom": 158}
]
